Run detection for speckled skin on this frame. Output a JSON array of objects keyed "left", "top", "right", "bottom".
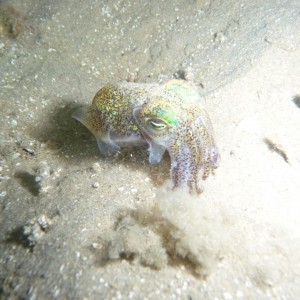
[{"left": 73, "top": 80, "right": 219, "bottom": 193}]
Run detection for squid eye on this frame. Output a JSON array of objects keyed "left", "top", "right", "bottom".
[{"left": 147, "top": 118, "right": 168, "bottom": 131}]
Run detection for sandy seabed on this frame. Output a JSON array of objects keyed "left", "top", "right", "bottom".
[{"left": 1, "top": 0, "right": 300, "bottom": 299}]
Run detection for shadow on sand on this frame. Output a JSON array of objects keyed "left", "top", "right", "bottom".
[{"left": 30, "top": 100, "right": 170, "bottom": 187}]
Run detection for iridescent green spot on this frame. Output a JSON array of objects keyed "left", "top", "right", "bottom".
[
  {"left": 151, "top": 107, "right": 178, "bottom": 127},
  {"left": 129, "top": 124, "right": 139, "bottom": 131},
  {"left": 165, "top": 81, "right": 198, "bottom": 101}
]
